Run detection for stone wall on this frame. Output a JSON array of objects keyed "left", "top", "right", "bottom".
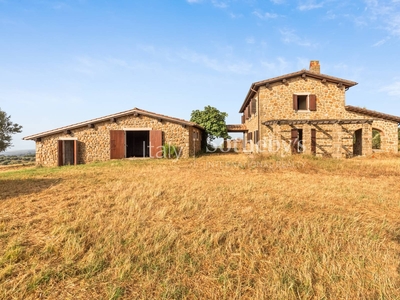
[
  {"left": 241, "top": 75, "right": 398, "bottom": 157},
  {"left": 36, "top": 114, "right": 202, "bottom": 166}
]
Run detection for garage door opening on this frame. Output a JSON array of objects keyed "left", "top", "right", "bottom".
[
  {"left": 126, "top": 131, "right": 149, "bottom": 158},
  {"left": 110, "top": 130, "right": 163, "bottom": 159}
]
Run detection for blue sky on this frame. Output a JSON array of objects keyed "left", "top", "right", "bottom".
[{"left": 1, "top": 0, "right": 400, "bottom": 150}]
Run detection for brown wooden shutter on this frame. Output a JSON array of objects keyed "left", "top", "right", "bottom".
[
  {"left": 247, "top": 105, "right": 251, "bottom": 118},
  {"left": 150, "top": 130, "right": 163, "bottom": 158},
  {"left": 309, "top": 94, "right": 317, "bottom": 111},
  {"left": 58, "top": 140, "right": 63, "bottom": 166},
  {"left": 245, "top": 107, "right": 249, "bottom": 120},
  {"left": 291, "top": 129, "right": 299, "bottom": 154},
  {"left": 110, "top": 130, "right": 125, "bottom": 159},
  {"left": 247, "top": 132, "right": 252, "bottom": 142},
  {"left": 311, "top": 129, "right": 316, "bottom": 155},
  {"left": 293, "top": 94, "right": 298, "bottom": 110},
  {"left": 251, "top": 99, "right": 257, "bottom": 114},
  {"left": 241, "top": 114, "right": 245, "bottom": 124},
  {"left": 254, "top": 130, "right": 259, "bottom": 144},
  {"left": 73, "top": 140, "right": 78, "bottom": 165}
]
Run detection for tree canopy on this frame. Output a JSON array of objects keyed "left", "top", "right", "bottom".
[
  {"left": 190, "top": 106, "right": 230, "bottom": 145},
  {"left": 0, "top": 108, "right": 23, "bottom": 153}
]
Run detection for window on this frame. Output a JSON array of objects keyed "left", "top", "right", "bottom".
[{"left": 293, "top": 94, "right": 316, "bottom": 111}]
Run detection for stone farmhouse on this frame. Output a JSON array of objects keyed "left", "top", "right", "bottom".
[
  {"left": 24, "top": 60, "right": 399, "bottom": 166},
  {"left": 228, "top": 61, "right": 400, "bottom": 158},
  {"left": 23, "top": 108, "right": 203, "bottom": 166}
]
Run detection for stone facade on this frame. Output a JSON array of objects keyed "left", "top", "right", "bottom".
[
  {"left": 239, "top": 61, "right": 399, "bottom": 157},
  {"left": 26, "top": 109, "right": 203, "bottom": 167}
]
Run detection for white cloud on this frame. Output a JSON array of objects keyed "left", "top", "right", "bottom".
[
  {"left": 380, "top": 80, "right": 400, "bottom": 96},
  {"left": 280, "top": 29, "right": 318, "bottom": 47},
  {"left": 178, "top": 49, "right": 252, "bottom": 74},
  {"left": 298, "top": 0, "right": 324, "bottom": 11},
  {"left": 261, "top": 57, "right": 290, "bottom": 74},
  {"left": 253, "top": 10, "right": 278, "bottom": 19},
  {"left": 52, "top": 2, "right": 69, "bottom": 10},
  {"left": 372, "top": 36, "right": 390, "bottom": 46},
  {"left": 246, "top": 37, "right": 255, "bottom": 44},
  {"left": 364, "top": 0, "right": 400, "bottom": 37},
  {"left": 212, "top": 0, "right": 228, "bottom": 8}
]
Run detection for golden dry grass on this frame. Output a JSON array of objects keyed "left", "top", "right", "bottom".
[{"left": 0, "top": 153, "right": 400, "bottom": 299}]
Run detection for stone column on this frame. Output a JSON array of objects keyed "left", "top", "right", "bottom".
[
  {"left": 332, "top": 123, "right": 342, "bottom": 159},
  {"left": 362, "top": 122, "right": 372, "bottom": 156},
  {"left": 302, "top": 123, "right": 311, "bottom": 155},
  {"left": 272, "top": 123, "right": 282, "bottom": 155}
]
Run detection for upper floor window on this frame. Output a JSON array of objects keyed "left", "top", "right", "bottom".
[{"left": 293, "top": 94, "right": 316, "bottom": 111}]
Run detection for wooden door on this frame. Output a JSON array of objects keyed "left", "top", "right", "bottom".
[
  {"left": 74, "top": 140, "right": 78, "bottom": 165},
  {"left": 58, "top": 140, "right": 63, "bottom": 166},
  {"left": 311, "top": 129, "right": 316, "bottom": 155},
  {"left": 291, "top": 129, "right": 299, "bottom": 154},
  {"left": 150, "top": 130, "right": 162, "bottom": 158},
  {"left": 110, "top": 130, "right": 125, "bottom": 159}
]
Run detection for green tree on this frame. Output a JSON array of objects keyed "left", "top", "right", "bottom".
[
  {"left": 0, "top": 108, "right": 23, "bottom": 153},
  {"left": 190, "top": 106, "right": 230, "bottom": 149}
]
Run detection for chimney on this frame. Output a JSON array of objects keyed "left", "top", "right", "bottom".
[{"left": 309, "top": 60, "right": 320, "bottom": 74}]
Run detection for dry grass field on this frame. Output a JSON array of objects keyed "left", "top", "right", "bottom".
[{"left": 0, "top": 153, "right": 400, "bottom": 299}]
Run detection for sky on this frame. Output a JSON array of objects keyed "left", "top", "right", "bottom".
[{"left": 1, "top": 0, "right": 400, "bottom": 151}]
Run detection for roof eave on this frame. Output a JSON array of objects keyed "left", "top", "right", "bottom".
[
  {"left": 23, "top": 108, "right": 204, "bottom": 140},
  {"left": 239, "top": 71, "right": 358, "bottom": 113}
]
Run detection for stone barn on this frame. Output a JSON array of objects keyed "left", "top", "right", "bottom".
[
  {"left": 231, "top": 61, "right": 400, "bottom": 157},
  {"left": 23, "top": 108, "right": 203, "bottom": 166}
]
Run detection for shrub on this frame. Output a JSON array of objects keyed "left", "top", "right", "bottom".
[{"left": 162, "top": 143, "right": 179, "bottom": 159}]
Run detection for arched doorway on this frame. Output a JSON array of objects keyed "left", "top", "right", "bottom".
[{"left": 372, "top": 129, "right": 382, "bottom": 150}]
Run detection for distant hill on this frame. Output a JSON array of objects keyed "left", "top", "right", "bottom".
[{"left": 1, "top": 149, "right": 36, "bottom": 156}]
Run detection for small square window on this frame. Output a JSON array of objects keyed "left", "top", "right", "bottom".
[
  {"left": 293, "top": 94, "right": 317, "bottom": 111},
  {"left": 298, "top": 95, "right": 308, "bottom": 110}
]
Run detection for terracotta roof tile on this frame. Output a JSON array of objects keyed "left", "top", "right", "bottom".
[
  {"left": 226, "top": 124, "right": 248, "bottom": 132},
  {"left": 240, "top": 70, "right": 358, "bottom": 113},
  {"left": 345, "top": 105, "right": 400, "bottom": 123}
]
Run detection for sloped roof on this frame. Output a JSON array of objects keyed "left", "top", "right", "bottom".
[
  {"left": 226, "top": 124, "right": 248, "bottom": 132},
  {"left": 23, "top": 107, "right": 204, "bottom": 141},
  {"left": 240, "top": 70, "right": 358, "bottom": 113},
  {"left": 345, "top": 105, "right": 400, "bottom": 124}
]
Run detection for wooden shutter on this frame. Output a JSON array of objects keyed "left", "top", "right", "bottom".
[
  {"left": 291, "top": 129, "right": 299, "bottom": 154},
  {"left": 150, "top": 130, "right": 162, "bottom": 158},
  {"left": 247, "top": 105, "right": 251, "bottom": 118},
  {"left": 311, "top": 129, "right": 316, "bottom": 155},
  {"left": 245, "top": 107, "right": 249, "bottom": 120},
  {"left": 74, "top": 140, "right": 78, "bottom": 165},
  {"left": 241, "top": 114, "right": 245, "bottom": 124},
  {"left": 309, "top": 94, "right": 317, "bottom": 111},
  {"left": 247, "top": 132, "right": 252, "bottom": 142},
  {"left": 293, "top": 94, "right": 298, "bottom": 110},
  {"left": 254, "top": 130, "right": 259, "bottom": 144},
  {"left": 251, "top": 99, "right": 257, "bottom": 114},
  {"left": 110, "top": 130, "right": 125, "bottom": 159},
  {"left": 57, "top": 140, "right": 63, "bottom": 166}
]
